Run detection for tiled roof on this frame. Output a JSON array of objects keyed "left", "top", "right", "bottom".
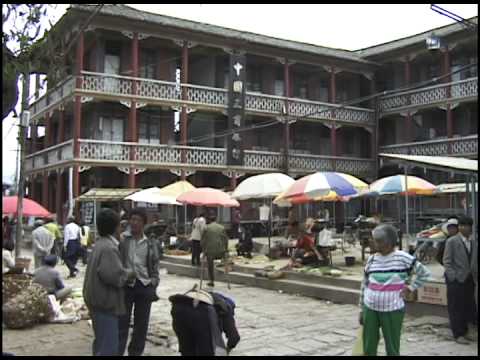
[
  {"left": 69, "top": 4, "right": 375, "bottom": 65},
  {"left": 355, "top": 17, "right": 478, "bottom": 58}
]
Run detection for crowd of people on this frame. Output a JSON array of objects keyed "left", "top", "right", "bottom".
[{"left": 1, "top": 205, "right": 477, "bottom": 356}]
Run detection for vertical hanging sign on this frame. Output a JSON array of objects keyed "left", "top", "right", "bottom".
[{"left": 227, "top": 52, "right": 246, "bottom": 165}]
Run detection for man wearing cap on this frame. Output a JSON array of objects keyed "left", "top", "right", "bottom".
[
  {"left": 443, "top": 215, "right": 477, "bottom": 344},
  {"left": 435, "top": 217, "right": 459, "bottom": 265},
  {"left": 32, "top": 220, "right": 55, "bottom": 269}
]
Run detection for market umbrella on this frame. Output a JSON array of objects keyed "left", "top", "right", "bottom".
[
  {"left": 232, "top": 173, "right": 295, "bottom": 251},
  {"left": 282, "top": 172, "right": 369, "bottom": 201},
  {"left": 231, "top": 173, "right": 295, "bottom": 200},
  {"left": 177, "top": 188, "right": 240, "bottom": 207},
  {"left": 3, "top": 196, "right": 52, "bottom": 218},
  {"left": 125, "top": 187, "right": 182, "bottom": 205},
  {"left": 157, "top": 180, "right": 196, "bottom": 234},
  {"left": 369, "top": 175, "right": 437, "bottom": 247},
  {"left": 369, "top": 175, "right": 436, "bottom": 196}
]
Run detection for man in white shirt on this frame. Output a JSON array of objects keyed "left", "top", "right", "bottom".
[
  {"left": 63, "top": 216, "right": 82, "bottom": 278},
  {"left": 32, "top": 220, "right": 55, "bottom": 269}
]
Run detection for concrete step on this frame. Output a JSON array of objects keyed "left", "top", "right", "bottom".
[
  {"left": 160, "top": 258, "right": 449, "bottom": 319},
  {"left": 161, "top": 259, "right": 361, "bottom": 305},
  {"left": 162, "top": 255, "right": 361, "bottom": 290}
]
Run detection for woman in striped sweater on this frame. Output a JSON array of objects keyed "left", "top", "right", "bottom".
[{"left": 359, "top": 224, "right": 431, "bottom": 356}]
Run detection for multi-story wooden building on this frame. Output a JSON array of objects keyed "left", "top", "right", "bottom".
[{"left": 24, "top": 5, "right": 477, "bottom": 224}]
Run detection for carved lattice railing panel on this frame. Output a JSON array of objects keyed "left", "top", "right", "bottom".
[
  {"left": 288, "top": 154, "right": 334, "bottom": 172},
  {"left": 244, "top": 150, "right": 284, "bottom": 170},
  {"left": 380, "top": 77, "right": 478, "bottom": 114},
  {"left": 380, "top": 135, "right": 477, "bottom": 157},
  {"left": 79, "top": 140, "right": 131, "bottom": 161}
]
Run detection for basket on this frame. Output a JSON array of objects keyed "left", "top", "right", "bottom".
[
  {"left": 345, "top": 256, "right": 356, "bottom": 266},
  {"left": 15, "top": 258, "right": 31, "bottom": 272}
]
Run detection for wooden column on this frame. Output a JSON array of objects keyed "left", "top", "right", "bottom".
[
  {"left": 404, "top": 57, "right": 413, "bottom": 143},
  {"left": 129, "top": 32, "right": 139, "bottom": 189},
  {"left": 56, "top": 172, "right": 63, "bottom": 224},
  {"left": 58, "top": 108, "right": 65, "bottom": 143},
  {"left": 443, "top": 47, "right": 453, "bottom": 154},
  {"left": 284, "top": 59, "right": 291, "bottom": 173},
  {"left": 42, "top": 174, "right": 49, "bottom": 209},
  {"left": 44, "top": 112, "right": 51, "bottom": 148},
  {"left": 329, "top": 67, "right": 337, "bottom": 159},
  {"left": 180, "top": 41, "right": 189, "bottom": 180},
  {"left": 73, "top": 30, "right": 84, "bottom": 202},
  {"left": 230, "top": 174, "right": 237, "bottom": 191}
]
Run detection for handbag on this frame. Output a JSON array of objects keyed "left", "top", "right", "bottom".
[{"left": 352, "top": 326, "right": 364, "bottom": 356}]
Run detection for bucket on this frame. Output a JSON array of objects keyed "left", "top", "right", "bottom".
[{"left": 345, "top": 256, "right": 356, "bottom": 266}]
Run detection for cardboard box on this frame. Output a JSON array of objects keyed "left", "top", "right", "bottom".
[{"left": 417, "top": 282, "right": 447, "bottom": 306}]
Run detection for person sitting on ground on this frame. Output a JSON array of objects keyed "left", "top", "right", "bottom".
[
  {"left": 2, "top": 242, "right": 16, "bottom": 274},
  {"left": 235, "top": 224, "right": 253, "bottom": 259},
  {"left": 288, "top": 218, "right": 322, "bottom": 268},
  {"left": 33, "top": 254, "right": 72, "bottom": 302}
]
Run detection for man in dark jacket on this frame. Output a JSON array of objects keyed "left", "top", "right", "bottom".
[
  {"left": 169, "top": 287, "right": 240, "bottom": 356},
  {"left": 83, "top": 208, "right": 135, "bottom": 356},
  {"left": 443, "top": 215, "right": 477, "bottom": 344},
  {"left": 118, "top": 208, "right": 161, "bottom": 356},
  {"left": 200, "top": 213, "right": 229, "bottom": 287}
]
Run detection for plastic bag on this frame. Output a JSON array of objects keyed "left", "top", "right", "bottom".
[{"left": 352, "top": 326, "right": 364, "bottom": 356}]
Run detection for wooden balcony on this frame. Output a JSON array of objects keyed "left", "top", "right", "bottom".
[
  {"left": 379, "top": 134, "right": 478, "bottom": 158},
  {"left": 28, "top": 71, "right": 375, "bottom": 127},
  {"left": 25, "top": 139, "right": 375, "bottom": 178},
  {"left": 379, "top": 77, "right": 478, "bottom": 115}
]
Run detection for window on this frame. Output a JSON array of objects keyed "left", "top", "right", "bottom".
[
  {"left": 98, "top": 117, "right": 124, "bottom": 142},
  {"left": 140, "top": 50, "right": 156, "bottom": 79},
  {"left": 139, "top": 115, "right": 160, "bottom": 145},
  {"left": 247, "top": 65, "right": 262, "bottom": 92}
]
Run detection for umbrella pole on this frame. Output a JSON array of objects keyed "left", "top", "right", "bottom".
[{"left": 404, "top": 166, "right": 409, "bottom": 250}]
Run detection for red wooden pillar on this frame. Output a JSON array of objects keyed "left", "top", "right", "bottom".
[
  {"left": 180, "top": 41, "right": 189, "bottom": 180},
  {"left": 404, "top": 57, "right": 413, "bottom": 143},
  {"left": 443, "top": 48, "right": 453, "bottom": 154},
  {"left": 73, "top": 30, "right": 84, "bottom": 206},
  {"left": 58, "top": 108, "right": 65, "bottom": 143},
  {"left": 42, "top": 174, "right": 49, "bottom": 209},
  {"left": 129, "top": 32, "right": 139, "bottom": 189},
  {"left": 230, "top": 174, "right": 237, "bottom": 191},
  {"left": 329, "top": 67, "right": 337, "bottom": 159},
  {"left": 56, "top": 172, "right": 63, "bottom": 224},
  {"left": 283, "top": 59, "right": 291, "bottom": 173},
  {"left": 44, "top": 112, "right": 51, "bottom": 148}
]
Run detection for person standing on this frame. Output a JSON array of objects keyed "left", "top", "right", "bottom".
[
  {"left": 43, "top": 216, "right": 63, "bottom": 257},
  {"left": 83, "top": 208, "right": 136, "bottom": 356},
  {"left": 118, "top": 208, "right": 161, "bottom": 356},
  {"left": 190, "top": 211, "right": 206, "bottom": 266},
  {"left": 359, "top": 224, "right": 431, "bottom": 356},
  {"left": 32, "top": 220, "right": 55, "bottom": 269},
  {"left": 63, "top": 216, "right": 82, "bottom": 278},
  {"left": 443, "top": 215, "right": 477, "bottom": 344},
  {"left": 200, "top": 213, "right": 229, "bottom": 287},
  {"left": 79, "top": 221, "right": 92, "bottom": 265}
]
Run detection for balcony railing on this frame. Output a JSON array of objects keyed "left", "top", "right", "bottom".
[
  {"left": 379, "top": 77, "right": 478, "bottom": 115},
  {"left": 379, "top": 135, "right": 478, "bottom": 157},
  {"left": 28, "top": 71, "right": 374, "bottom": 126},
  {"left": 28, "top": 77, "right": 76, "bottom": 120},
  {"left": 26, "top": 139, "right": 374, "bottom": 177},
  {"left": 25, "top": 140, "right": 74, "bottom": 172}
]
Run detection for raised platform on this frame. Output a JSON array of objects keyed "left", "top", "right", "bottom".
[{"left": 160, "top": 251, "right": 448, "bottom": 318}]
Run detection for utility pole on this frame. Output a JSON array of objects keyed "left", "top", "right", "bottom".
[{"left": 14, "top": 67, "right": 30, "bottom": 259}]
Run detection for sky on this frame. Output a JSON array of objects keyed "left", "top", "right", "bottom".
[{"left": 2, "top": 4, "right": 478, "bottom": 184}]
